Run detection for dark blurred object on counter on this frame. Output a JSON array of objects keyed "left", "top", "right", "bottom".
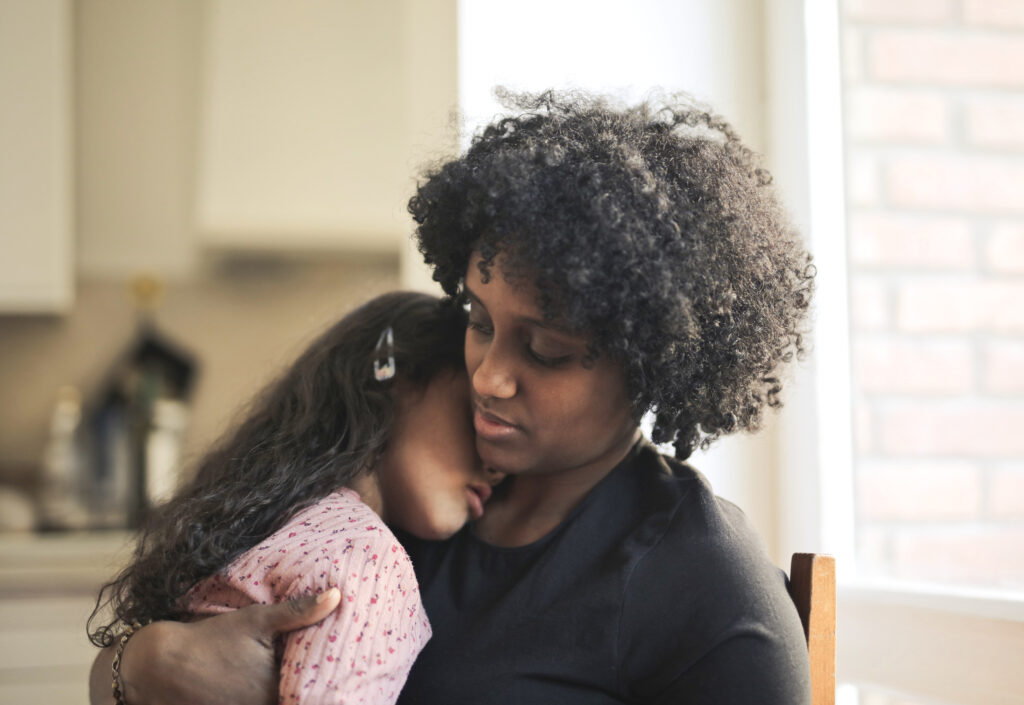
[
  {"left": 36, "top": 275, "right": 200, "bottom": 531},
  {"left": 84, "top": 323, "right": 198, "bottom": 529}
]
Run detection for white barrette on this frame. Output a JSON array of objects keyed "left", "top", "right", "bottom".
[{"left": 373, "top": 326, "right": 396, "bottom": 381}]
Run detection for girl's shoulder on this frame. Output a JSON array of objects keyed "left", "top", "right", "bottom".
[
  {"left": 260, "top": 488, "right": 397, "bottom": 553},
  {"left": 212, "top": 489, "right": 413, "bottom": 603},
  {"left": 187, "top": 488, "right": 421, "bottom": 621}
]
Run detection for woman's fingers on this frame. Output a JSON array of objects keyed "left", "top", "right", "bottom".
[
  {"left": 245, "top": 587, "right": 342, "bottom": 637},
  {"left": 88, "top": 591, "right": 342, "bottom": 705}
]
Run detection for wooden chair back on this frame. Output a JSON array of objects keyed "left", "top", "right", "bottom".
[{"left": 788, "top": 553, "right": 836, "bottom": 705}]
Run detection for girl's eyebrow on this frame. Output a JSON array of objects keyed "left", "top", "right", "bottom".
[{"left": 464, "top": 284, "right": 575, "bottom": 335}]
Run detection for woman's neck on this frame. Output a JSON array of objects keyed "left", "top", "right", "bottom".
[{"left": 473, "top": 427, "right": 642, "bottom": 547}]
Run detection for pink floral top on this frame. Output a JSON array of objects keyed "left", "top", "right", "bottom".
[{"left": 184, "top": 488, "right": 431, "bottom": 704}]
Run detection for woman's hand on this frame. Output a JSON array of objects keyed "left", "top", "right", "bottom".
[{"left": 89, "top": 588, "right": 341, "bottom": 705}]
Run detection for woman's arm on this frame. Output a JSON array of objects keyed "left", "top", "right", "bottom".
[{"left": 88, "top": 589, "right": 340, "bottom": 705}]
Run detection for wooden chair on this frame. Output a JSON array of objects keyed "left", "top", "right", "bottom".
[{"left": 788, "top": 553, "right": 836, "bottom": 705}]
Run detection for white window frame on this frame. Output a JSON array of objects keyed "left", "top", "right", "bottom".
[{"left": 768, "top": 2, "right": 1024, "bottom": 703}]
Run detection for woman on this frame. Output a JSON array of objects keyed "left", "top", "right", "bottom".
[{"left": 91, "top": 90, "right": 815, "bottom": 704}]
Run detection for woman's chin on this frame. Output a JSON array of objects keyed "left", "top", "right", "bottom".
[{"left": 475, "top": 440, "right": 523, "bottom": 476}]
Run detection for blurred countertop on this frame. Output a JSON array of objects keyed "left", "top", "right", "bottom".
[{"left": 0, "top": 531, "right": 134, "bottom": 598}]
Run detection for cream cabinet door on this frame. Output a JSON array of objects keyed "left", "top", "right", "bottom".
[
  {"left": 0, "top": 0, "right": 74, "bottom": 313},
  {"left": 197, "top": 0, "right": 457, "bottom": 254},
  {"left": 0, "top": 532, "right": 133, "bottom": 704}
]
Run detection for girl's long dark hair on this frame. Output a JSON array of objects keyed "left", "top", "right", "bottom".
[{"left": 89, "top": 291, "right": 467, "bottom": 646}]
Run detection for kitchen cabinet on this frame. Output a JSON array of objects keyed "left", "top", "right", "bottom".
[
  {"left": 197, "top": 0, "right": 457, "bottom": 254},
  {"left": 0, "top": 0, "right": 74, "bottom": 313},
  {"left": 0, "top": 531, "right": 133, "bottom": 704}
]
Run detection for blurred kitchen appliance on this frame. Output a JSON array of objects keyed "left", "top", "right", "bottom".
[{"left": 79, "top": 276, "right": 199, "bottom": 529}]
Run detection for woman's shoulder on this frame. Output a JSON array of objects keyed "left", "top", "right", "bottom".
[
  {"left": 612, "top": 442, "right": 795, "bottom": 636},
  {"left": 626, "top": 446, "right": 777, "bottom": 577},
  {"left": 615, "top": 446, "right": 810, "bottom": 701}
]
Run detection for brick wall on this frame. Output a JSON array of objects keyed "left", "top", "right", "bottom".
[{"left": 842, "top": 0, "right": 1024, "bottom": 590}]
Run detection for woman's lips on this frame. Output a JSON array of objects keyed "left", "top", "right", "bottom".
[{"left": 473, "top": 407, "right": 522, "bottom": 441}]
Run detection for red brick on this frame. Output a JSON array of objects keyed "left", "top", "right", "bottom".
[
  {"left": 852, "top": 338, "right": 973, "bottom": 394},
  {"left": 886, "top": 155, "right": 1024, "bottom": 212},
  {"left": 847, "top": 213, "right": 974, "bottom": 268},
  {"left": 965, "top": 96, "right": 1024, "bottom": 148},
  {"left": 857, "top": 459, "right": 982, "bottom": 520},
  {"left": 846, "top": 154, "right": 882, "bottom": 207},
  {"left": 963, "top": 0, "right": 1024, "bottom": 28},
  {"left": 986, "top": 223, "right": 1024, "bottom": 272},
  {"left": 878, "top": 401, "right": 1024, "bottom": 455},
  {"left": 897, "top": 280, "right": 1024, "bottom": 332},
  {"left": 990, "top": 464, "right": 1024, "bottom": 518},
  {"left": 984, "top": 340, "right": 1024, "bottom": 393},
  {"left": 892, "top": 528, "right": 1024, "bottom": 587},
  {"left": 844, "top": 0, "right": 954, "bottom": 23},
  {"left": 849, "top": 277, "right": 891, "bottom": 331},
  {"left": 845, "top": 87, "right": 949, "bottom": 143},
  {"left": 868, "top": 31, "right": 1024, "bottom": 87}
]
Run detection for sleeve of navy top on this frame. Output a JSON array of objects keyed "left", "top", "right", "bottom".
[{"left": 616, "top": 489, "right": 812, "bottom": 704}]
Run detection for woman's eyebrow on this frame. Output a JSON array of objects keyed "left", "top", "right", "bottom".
[
  {"left": 463, "top": 285, "right": 487, "bottom": 312},
  {"left": 465, "top": 284, "right": 575, "bottom": 335}
]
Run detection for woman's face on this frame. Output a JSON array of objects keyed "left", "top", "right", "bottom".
[
  {"left": 464, "top": 251, "right": 638, "bottom": 479},
  {"left": 376, "top": 368, "right": 502, "bottom": 539}
]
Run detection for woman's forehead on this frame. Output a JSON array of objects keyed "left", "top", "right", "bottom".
[{"left": 465, "top": 253, "right": 540, "bottom": 314}]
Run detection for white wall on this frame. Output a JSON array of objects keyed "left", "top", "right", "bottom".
[{"left": 459, "top": 0, "right": 766, "bottom": 149}]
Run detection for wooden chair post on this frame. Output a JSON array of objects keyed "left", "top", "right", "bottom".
[{"left": 789, "top": 553, "right": 836, "bottom": 705}]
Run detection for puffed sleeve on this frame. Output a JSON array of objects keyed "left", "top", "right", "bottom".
[
  {"left": 275, "top": 510, "right": 432, "bottom": 703},
  {"left": 617, "top": 494, "right": 811, "bottom": 704}
]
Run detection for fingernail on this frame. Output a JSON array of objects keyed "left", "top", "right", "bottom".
[{"left": 316, "top": 587, "right": 339, "bottom": 604}]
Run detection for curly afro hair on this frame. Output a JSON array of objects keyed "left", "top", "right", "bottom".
[{"left": 409, "top": 90, "right": 814, "bottom": 459}]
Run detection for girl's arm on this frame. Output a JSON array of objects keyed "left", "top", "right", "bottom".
[
  {"left": 88, "top": 590, "right": 340, "bottom": 705},
  {"left": 277, "top": 549, "right": 431, "bottom": 704}
]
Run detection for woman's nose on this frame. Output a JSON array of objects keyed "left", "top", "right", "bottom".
[
  {"left": 485, "top": 467, "right": 506, "bottom": 485},
  {"left": 471, "top": 344, "right": 516, "bottom": 399}
]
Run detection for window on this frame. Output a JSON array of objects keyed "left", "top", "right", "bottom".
[
  {"left": 841, "top": 0, "right": 1024, "bottom": 594},
  {"left": 780, "top": 1, "right": 1024, "bottom": 702}
]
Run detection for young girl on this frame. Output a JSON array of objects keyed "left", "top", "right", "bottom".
[{"left": 89, "top": 291, "right": 503, "bottom": 705}]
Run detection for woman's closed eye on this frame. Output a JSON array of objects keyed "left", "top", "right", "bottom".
[
  {"left": 467, "top": 318, "right": 493, "bottom": 336},
  {"left": 525, "top": 336, "right": 576, "bottom": 367},
  {"left": 469, "top": 318, "right": 572, "bottom": 367},
  {"left": 526, "top": 346, "right": 573, "bottom": 367}
]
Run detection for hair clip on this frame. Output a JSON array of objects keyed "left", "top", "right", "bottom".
[{"left": 373, "top": 326, "right": 396, "bottom": 381}]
